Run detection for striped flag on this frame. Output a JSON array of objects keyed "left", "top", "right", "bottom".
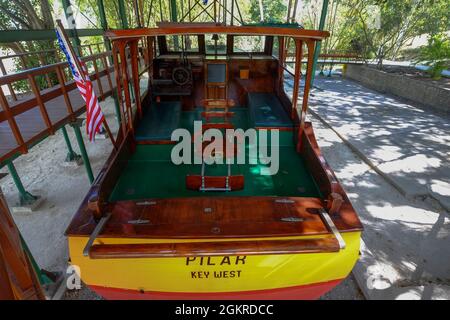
[{"left": 55, "top": 25, "right": 104, "bottom": 142}]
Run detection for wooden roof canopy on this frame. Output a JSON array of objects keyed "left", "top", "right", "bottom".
[
  {"left": 105, "top": 25, "right": 330, "bottom": 41},
  {"left": 105, "top": 24, "right": 330, "bottom": 148}
]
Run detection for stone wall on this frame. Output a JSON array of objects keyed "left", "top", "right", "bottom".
[{"left": 344, "top": 64, "right": 450, "bottom": 114}]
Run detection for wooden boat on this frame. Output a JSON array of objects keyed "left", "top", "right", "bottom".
[{"left": 66, "top": 24, "right": 363, "bottom": 299}]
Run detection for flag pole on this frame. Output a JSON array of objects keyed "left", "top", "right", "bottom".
[{"left": 55, "top": 20, "right": 118, "bottom": 151}]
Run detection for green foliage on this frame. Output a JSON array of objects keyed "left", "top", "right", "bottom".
[
  {"left": 320, "top": 0, "right": 450, "bottom": 66},
  {"left": 415, "top": 33, "right": 450, "bottom": 80},
  {"left": 249, "top": 0, "right": 287, "bottom": 23}
]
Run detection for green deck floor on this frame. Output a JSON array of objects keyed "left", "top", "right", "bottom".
[{"left": 109, "top": 108, "right": 321, "bottom": 201}]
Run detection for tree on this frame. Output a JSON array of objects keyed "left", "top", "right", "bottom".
[
  {"left": 249, "top": 0, "right": 287, "bottom": 23},
  {"left": 415, "top": 33, "right": 450, "bottom": 80},
  {"left": 0, "top": 0, "right": 55, "bottom": 52},
  {"left": 341, "top": 0, "right": 450, "bottom": 68},
  {"left": 0, "top": 0, "right": 58, "bottom": 92}
]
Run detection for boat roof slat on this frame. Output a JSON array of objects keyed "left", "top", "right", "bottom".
[{"left": 105, "top": 26, "right": 329, "bottom": 41}]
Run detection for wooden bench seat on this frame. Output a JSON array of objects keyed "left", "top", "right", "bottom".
[
  {"left": 247, "top": 92, "right": 292, "bottom": 128},
  {"left": 135, "top": 101, "right": 182, "bottom": 142}
]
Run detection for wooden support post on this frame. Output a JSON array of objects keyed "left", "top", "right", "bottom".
[
  {"left": 146, "top": 36, "right": 154, "bottom": 95},
  {"left": 111, "top": 42, "right": 127, "bottom": 137},
  {"left": 291, "top": 39, "right": 303, "bottom": 120},
  {"left": 28, "top": 75, "right": 54, "bottom": 135},
  {"left": 297, "top": 40, "right": 315, "bottom": 152},
  {"left": 100, "top": 54, "right": 121, "bottom": 126},
  {"left": 0, "top": 59, "right": 17, "bottom": 101},
  {"left": 0, "top": 187, "right": 45, "bottom": 299},
  {"left": 101, "top": 55, "right": 113, "bottom": 92},
  {"left": 0, "top": 87, "right": 27, "bottom": 154},
  {"left": 92, "top": 58, "right": 104, "bottom": 99},
  {"left": 277, "top": 36, "right": 286, "bottom": 96},
  {"left": 71, "top": 122, "right": 94, "bottom": 184},
  {"left": 129, "top": 40, "right": 142, "bottom": 119},
  {"left": 101, "top": 118, "right": 118, "bottom": 151},
  {"left": 0, "top": 244, "right": 15, "bottom": 299},
  {"left": 38, "top": 53, "right": 53, "bottom": 88},
  {"left": 118, "top": 43, "right": 134, "bottom": 134}
]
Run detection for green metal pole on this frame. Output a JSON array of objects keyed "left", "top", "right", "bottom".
[
  {"left": 112, "top": 92, "right": 122, "bottom": 123},
  {"left": 61, "top": 0, "right": 82, "bottom": 55},
  {"left": 71, "top": 123, "right": 94, "bottom": 183},
  {"left": 117, "top": 0, "right": 136, "bottom": 102},
  {"left": 310, "top": 0, "right": 329, "bottom": 86},
  {"left": 97, "top": 0, "right": 112, "bottom": 53},
  {"left": 6, "top": 162, "right": 38, "bottom": 206},
  {"left": 169, "top": 0, "right": 179, "bottom": 50},
  {"left": 20, "top": 235, "right": 52, "bottom": 285},
  {"left": 61, "top": 126, "right": 82, "bottom": 163},
  {"left": 118, "top": 0, "right": 129, "bottom": 29},
  {"left": 97, "top": 0, "right": 121, "bottom": 126}
]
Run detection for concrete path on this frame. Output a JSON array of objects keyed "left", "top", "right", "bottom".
[
  {"left": 285, "top": 74, "right": 450, "bottom": 299},
  {"left": 311, "top": 77, "right": 450, "bottom": 211}
]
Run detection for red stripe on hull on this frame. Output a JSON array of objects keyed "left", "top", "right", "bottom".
[{"left": 90, "top": 279, "right": 343, "bottom": 300}]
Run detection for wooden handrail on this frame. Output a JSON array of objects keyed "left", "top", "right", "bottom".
[
  {"left": 0, "top": 45, "right": 150, "bottom": 164},
  {"left": 0, "top": 52, "right": 112, "bottom": 86},
  {"left": 89, "top": 238, "right": 340, "bottom": 259},
  {"left": 0, "top": 87, "right": 26, "bottom": 153},
  {"left": 0, "top": 42, "right": 104, "bottom": 61},
  {"left": 0, "top": 68, "right": 114, "bottom": 122},
  {"left": 28, "top": 74, "right": 54, "bottom": 134}
]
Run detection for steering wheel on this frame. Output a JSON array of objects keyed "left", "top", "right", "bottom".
[{"left": 172, "top": 67, "right": 190, "bottom": 86}]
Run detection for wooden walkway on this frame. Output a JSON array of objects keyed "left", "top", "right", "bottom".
[
  {"left": 0, "top": 71, "right": 114, "bottom": 163},
  {"left": 0, "top": 51, "right": 148, "bottom": 166}
]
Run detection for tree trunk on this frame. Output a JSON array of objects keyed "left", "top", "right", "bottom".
[{"left": 0, "top": 0, "right": 57, "bottom": 68}]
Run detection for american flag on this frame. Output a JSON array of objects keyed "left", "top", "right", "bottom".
[{"left": 56, "top": 25, "right": 104, "bottom": 141}]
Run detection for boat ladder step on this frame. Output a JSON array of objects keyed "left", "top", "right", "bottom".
[{"left": 186, "top": 162, "right": 244, "bottom": 191}]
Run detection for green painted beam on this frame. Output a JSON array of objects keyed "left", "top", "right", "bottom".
[
  {"left": 0, "top": 29, "right": 103, "bottom": 43},
  {"left": 96, "top": 0, "right": 112, "bottom": 57},
  {"left": 20, "top": 235, "right": 52, "bottom": 285},
  {"left": 6, "top": 161, "right": 38, "bottom": 206},
  {"left": 310, "top": 0, "right": 329, "bottom": 86},
  {"left": 97, "top": 0, "right": 109, "bottom": 30},
  {"left": 97, "top": 0, "right": 120, "bottom": 126},
  {"left": 170, "top": 0, "right": 180, "bottom": 50},
  {"left": 71, "top": 123, "right": 94, "bottom": 184},
  {"left": 61, "top": 0, "right": 82, "bottom": 55},
  {"left": 61, "top": 126, "right": 82, "bottom": 163},
  {"left": 118, "top": 0, "right": 129, "bottom": 29}
]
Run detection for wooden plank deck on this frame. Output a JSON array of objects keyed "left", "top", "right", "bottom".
[{"left": 0, "top": 72, "right": 116, "bottom": 165}]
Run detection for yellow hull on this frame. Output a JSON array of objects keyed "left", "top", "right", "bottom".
[{"left": 68, "top": 231, "right": 360, "bottom": 294}]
